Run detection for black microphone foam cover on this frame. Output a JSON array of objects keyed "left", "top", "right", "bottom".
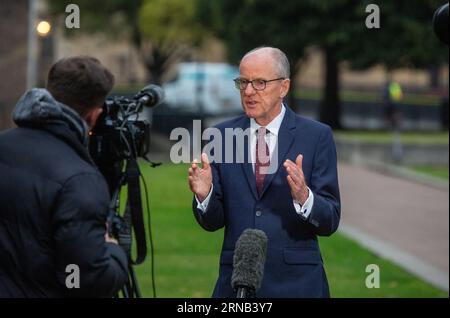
[
  {"left": 138, "top": 84, "right": 165, "bottom": 107},
  {"left": 231, "top": 228, "right": 268, "bottom": 293}
]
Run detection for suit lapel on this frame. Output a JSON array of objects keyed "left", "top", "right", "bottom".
[{"left": 235, "top": 117, "right": 258, "bottom": 200}]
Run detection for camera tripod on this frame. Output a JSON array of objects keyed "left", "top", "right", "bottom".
[{"left": 106, "top": 159, "right": 148, "bottom": 298}]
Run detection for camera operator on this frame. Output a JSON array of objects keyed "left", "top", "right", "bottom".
[{"left": 0, "top": 56, "right": 128, "bottom": 297}]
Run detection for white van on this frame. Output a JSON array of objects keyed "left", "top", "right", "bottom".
[{"left": 163, "top": 63, "right": 243, "bottom": 116}]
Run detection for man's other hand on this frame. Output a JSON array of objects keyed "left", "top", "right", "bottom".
[
  {"left": 188, "top": 153, "right": 212, "bottom": 202},
  {"left": 105, "top": 232, "right": 118, "bottom": 244},
  {"left": 284, "top": 154, "right": 309, "bottom": 205}
]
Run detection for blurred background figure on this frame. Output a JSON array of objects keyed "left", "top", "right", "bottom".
[
  {"left": 383, "top": 79, "right": 404, "bottom": 131},
  {"left": 382, "top": 79, "right": 404, "bottom": 162}
]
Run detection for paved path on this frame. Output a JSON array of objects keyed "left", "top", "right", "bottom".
[{"left": 338, "top": 162, "right": 449, "bottom": 291}]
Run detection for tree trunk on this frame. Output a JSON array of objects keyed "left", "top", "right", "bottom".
[
  {"left": 286, "top": 60, "right": 302, "bottom": 113},
  {"left": 287, "top": 83, "right": 297, "bottom": 112},
  {"left": 319, "top": 47, "right": 341, "bottom": 129}
]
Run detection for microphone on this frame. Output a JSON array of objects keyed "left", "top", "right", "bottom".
[
  {"left": 231, "top": 228, "right": 268, "bottom": 298},
  {"left": 135, "top": 84, "right": 165, "bottom": 108},
  {"left": 433, "top": 3, "right": 448, "bottom": 45}
]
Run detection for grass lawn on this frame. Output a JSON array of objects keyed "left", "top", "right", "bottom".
[
  {"left": 320, "top": 234, "right": 447, "bottom": 297},
  {"left": 129, "top": 163, "right": 447, "bottom": 298},
  {"left": 408, "top": 166, "right": 449, "bottom": 180}
]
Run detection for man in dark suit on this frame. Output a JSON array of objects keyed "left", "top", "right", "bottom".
[{"left": 188, "top": 47, "right": 340, "bottom": 298}]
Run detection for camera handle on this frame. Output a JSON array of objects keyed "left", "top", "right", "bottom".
[{"left": 143, "top": 154, "right": 162, "bottom": 168}]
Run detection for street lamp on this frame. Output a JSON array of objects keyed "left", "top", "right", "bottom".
[{"left": 36, "top": 20, "right": 51, "bottom": 37}]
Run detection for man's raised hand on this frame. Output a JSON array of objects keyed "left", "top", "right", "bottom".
[
  {"left": 284, "top": 154, "right": 309, "bottom": 205},
  {"left": 188, "top": 153, "right": 212, "bottom": 202}
]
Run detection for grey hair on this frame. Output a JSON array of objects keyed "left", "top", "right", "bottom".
[{"left": 241, "top": 46, "right": 290, "bottom": 78}]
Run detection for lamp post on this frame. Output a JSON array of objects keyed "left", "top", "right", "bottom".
[{"left": 26, "top": 0, "right": 37, "bottom": 90}]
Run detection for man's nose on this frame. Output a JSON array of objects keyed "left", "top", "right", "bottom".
[{"left": 244, "top": 83, "right": 256, "bottom": 95}]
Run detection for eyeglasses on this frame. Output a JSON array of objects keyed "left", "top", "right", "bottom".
[{"left": 233, "top": 77, "right": 285, "bottom": 91}]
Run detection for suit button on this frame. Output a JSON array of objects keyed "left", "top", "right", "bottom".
[{"left": 255, "top": 210, "right": 262, "bottom": 217}]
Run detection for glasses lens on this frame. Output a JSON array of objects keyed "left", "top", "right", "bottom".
[
  {"left": 233, "top": 79, "right": 239, "bottom": 90},
  {"left": 252, "top": 79, "right": 266, "bottom": 91},
  {"left": 234, "top": 79, "right": 247, "bottom": 90}
]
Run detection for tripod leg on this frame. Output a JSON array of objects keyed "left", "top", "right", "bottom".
[
  {"left": 128, "top": 265, "right": 141, "bottom": 298},
  {"left": 122, "top": 286, "right": 130, "bottom": 298},
  {"left": 119, "top": 271, "right": 133, "bottom": 298}
]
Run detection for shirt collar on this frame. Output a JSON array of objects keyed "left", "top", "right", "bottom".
[{"left": 250, "top": 104, "right": 286, "bottom": 137}]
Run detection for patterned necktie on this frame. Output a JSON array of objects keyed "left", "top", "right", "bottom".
[{"left": 255, "top": 127, "right": 270, "bottom": 196}]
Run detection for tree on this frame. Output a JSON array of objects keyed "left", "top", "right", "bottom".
[
  {"left": 47, "top": 0, "right": 143, "bottom": 45},
  {"left": 47, "top": 0, "right": 205, "bottom": 84},
  {"left": 138, "top": 0, "right": 204, "bottom": 84},
  {"left": 196, "top": 0, "right": 310, "bottom": 111},
  {"left": 197, "top": 0, "right": 448, "bottom": 129},
  {"left": 344, "top": 1, "right": 447, "bottom": 70},
  {"left": 300, "top": 0, "right": 447, "bottom": 127},
  {"left": 197, "top": 0, "right": 350, "bottom": 127}
]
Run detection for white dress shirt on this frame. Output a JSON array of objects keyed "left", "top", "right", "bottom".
[{"left": 196, "top": 104, "right": 314, "bottom": 220}]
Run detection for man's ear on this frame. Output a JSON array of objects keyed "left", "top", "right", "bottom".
[
  {"left": 84, "top": 107, "right": 103, "bottom": 129},
  {"left": 280, "top": 79, "right": 291, "bottom": 98}
]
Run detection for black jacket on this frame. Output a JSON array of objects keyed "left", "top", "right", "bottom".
[{"left": 0, "top": 89, "right": 128, "bottom": 297}]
